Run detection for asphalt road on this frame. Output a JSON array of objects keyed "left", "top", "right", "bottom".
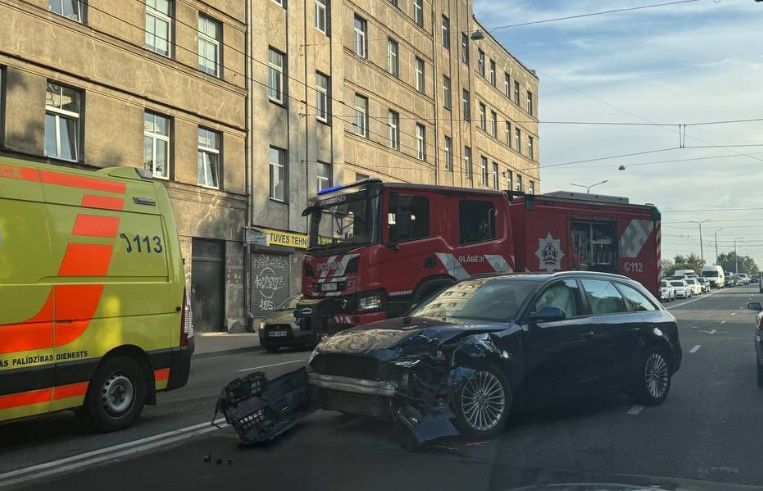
[{"left": 2, "top": 287, "right": 763, "bottom": 490}]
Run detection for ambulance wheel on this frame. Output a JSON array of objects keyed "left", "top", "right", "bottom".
[{"left": 85, "top": 357, "right": 147, "bottom": 432}]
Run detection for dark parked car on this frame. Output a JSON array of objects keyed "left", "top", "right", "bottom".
[
  {"left": 746, "top": 301, "right": 763, "bottom": 387},
  {"left": 308, "top": 272, "right": 682, "bottom": 438},
  {"left": 258, "top": 295, "right": 319, "bottom": 352}
]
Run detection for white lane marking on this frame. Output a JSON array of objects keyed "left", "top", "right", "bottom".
[
  {"left": 627, "top": 405, "right": 645, "bottom": 416},
  {"left": 237, "top": 359, "right": 306, "bottom": 372},
  {"left": 731, "top": 312, "right": 736, "bottom": 316},
  {"left": 689, "top": 345, "right": 702, "bottom": 354},
  {"left": 665, "top": 289, "right": 722, "bottom": 310},
  {"left": 0, "top": 419, "right": 227, "bottom": 489},
  {"left": 720, "top": 320, "right": 726, "bottom": 325},
  {"left": 709, "top": 329, "right": 717, "bottom": 335}
]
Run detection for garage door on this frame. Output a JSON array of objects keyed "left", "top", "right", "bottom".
[{"left": 251, "top": 253, "right": 291, "bottom": 318}]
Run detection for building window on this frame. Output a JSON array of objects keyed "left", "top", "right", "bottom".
[
  {"left": 272, "top": 0, "right": 286, "bottom": 6},
  {"left": 529, "top": 180, "right": 535, "bottom": 194},
  {"left": 443, "top": 75, "right": 452, "bottom": 110},
  {"left": 477, "top": 49, "right": 485, "bottom": 76},
  {"left": 415, "top": 57, "right": 425, "bottom": 93},
  {"left": 388, "top": 110, "right": 399, "bottom": 149},
  {"left": 353, "top": 15, "right": 367, "bottom": 58},
  {"left": 505, "top": 121, "right": 511, "bottom": 146},
  {"left": 198, "top": 15, "right": 221, "bottom": 77},
  {"left": 145, "top": 0, "right": 172, "bottom": 57},
  {"left": 461, "top": 33, "right": 469, "bottom": 63},
  {"left": 489, "top": 60, "right": 496, "bottom": 86},
  {"left": 462, "top": 89, "right": 470, "bottom": 121},
  {"left": 44, "top": 82, "right": 81, "bottom": 162},
  {"left": 143, "top": 111, "right": 171, "bottom": 179},
  {"left": 444, "top": 136, "right": 452, "bottom": 171},
  {"left": 528, "top": 136, "right": 534, "bottom": 160},
  {"left": 197, "top": 127, "right": 221, "bottom": 189},
  {"left": 492, "top": 162, "right": 498, "bottom": 190},
  {"left": 506, "top": 170, "right": 513, "bottom": 191},
  {"left": 514, "top": 80, "right": 520, "bottom": 104},
  {"left": 464, "top": 146, "right": 472, "bottom": 179},
  {"left": 517, "top": 174, "right": 523, "bottom": 192},
  {"left": 317, "top": 161, "right": 332, "bottom": 192},
  {"left": 441, "top": 16, "right": 450, "bottom": 49},
  {"left": 315, "top": 72, "right": 330, "bottom": 122},
  {"left": 416, "top": 123, "right": 426, "bottom": 160},
  {"left": 515, "top": 127, "right": 521, "bottom": 152},
  {"left": 478, "top": 102, "right": 486, "bottom": 131},
  {"left": 480, "top": 156, "right": 488, "bottom": 186},
  {"left": 413, "top": 0, "right": 423, "bottom": 27},
  {"left": 268, "top": 48, "right": 285, "bottom": 104},
  {"left": 354, "top": 94, "right": 368, "bottom": 137},
  {"left": 315, "top": 0, "right": 329, "bottom": 34},
  {"left": 504, "top": 72, "right": 510, "bottom": 97},
  {"left": 387, "top": 38, "right": 399, "bottom": 77},
  {"left": 48, "top": 0, "right": 83, "bottom": 22},
  {"left": 269, "top": 146, "right": 287, "bottom": 201},
  {"left": 490, "top": 110, "right": 497, "bottom": 137},
  {"left": 527, "top": 90, "right": 534, "bottom": 115}
]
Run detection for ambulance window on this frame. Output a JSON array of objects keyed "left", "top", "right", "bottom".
[
  {"left": 388, "top": 193, "right": 430, "bottom": 243},
  {"left": 460, "top": 200, "right": 495, "bottom": 244}
]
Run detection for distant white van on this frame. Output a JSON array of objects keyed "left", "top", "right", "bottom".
[
  {"left": 673, "top": 269, "right": 698, "bottom": 278},
  {"left": 701, "top": 265, "right": 725, "bottom": 288}
]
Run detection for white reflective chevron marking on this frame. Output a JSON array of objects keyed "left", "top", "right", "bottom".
[
  {"left": 484, "top": 255, "right": 512, "bottom": 273},
  {"left": 435, "top": 252, "right": 469, "bottom": 280},
  {"left": 620, "top": 219, "right": 654, "bottom": 258}
]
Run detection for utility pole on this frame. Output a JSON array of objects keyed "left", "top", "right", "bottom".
[
  {"left": 690, "top": 219, "right": 711, "bottom": 262},
  {"left": 714, "top": 228, "right": 724, "bottom": 263},
  {"left": 735, "top": 239, "right": 739, "bottom": 273}
]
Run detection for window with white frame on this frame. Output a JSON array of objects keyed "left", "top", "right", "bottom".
[
  {"left": 315, "top": 72, "right": 330, "bottom": 122},
  {"left": 462, "top": 89, "right": 470, "bottom": 121},
  {"left": 387, "top": 38, "right": 399, "bottom": 77},
  {"left": 317, "top": 161, "right": 332, "bottom": 192},
  {"left": 504, "top": 72, "right": 510, "bottom": 97},
  {"left": 490, "top": 110, "right": 497, "bottom": 137},
  {"left": 441, "top": 16, "right": 450, "bottom": 49},
  {"left": 464, "top": 146, "right": 472, "bottom": 179},
  {"left": 48, "top": 0, "right": 83, "bottom": 22},
  {"left": 517, "top": 174, "right": 523, "bottom": 192},
  {"left": 506, "top": 170, "right": 513, "bottom": 191},
  {"left": 492, "top": 162, "right": 499, "bottom": 190},
  {"left": 354, "top": 94, "right": 368, "bottom": 137},
  {"left": 528, "top": 135, "right": 534, "bottom": 160},
  {"left": 315, "top": 0, "right": 329, "bottom": 34},
  {"left": 527, "top": 90, "right": 534, "bottom": 115},
  {"left": 197, "top": 127, "right": 221, "bottom": 189},
  {"left": 44, "top": 82, "right": 81, "bottom": 162},
  {"left": 489, "top": 59, "right": 496, "bottom": 86},
  {"left": 268, "top": 48, "right": 285, "bottom": 103},
  {"left": 145, "top": 0, "right": 172, "bottom": 57},
  {"left": 143, "top": 111, "right": 171, "bottom": 179},
  {"left": 480, "top": 156, "right": 488, "bottom": 186},
  {"left": 444, "top": 136, "right": 452, "bottom": 171},
  {"left": 443, "top": 75, "right": 451, "bottom": 110},
  {"left": 514, "top": 80, "right": 520, "bottom": 104},
  {"left": 529, "top": 180, "right": 535, "bottom": 194},
  {"left": 478, "top": 102, "right": 486, "bottom": 130},
  {"left": 415, "top": 57, "right": 425, "bottom": 93},
  {"left": 416, "top": 123, "right": 426, "bottom": 160},
  {"left": 198, "top": 15, "right": 221, "bottom": 77},
  {"left": 269, "top": 146, "right": 287, "bottom": 201},
  {"left": 461, "top": 33, "right": 469, "bottom": 64},
  {"left": 477, "top": 49, "right": 485, "bottom": 76},
  {"left": 505, "top": 121, "right": 511, "bottom": 146},
  {"left": 413, "top": 0, "right": 423, "bottom": 27},
  {"left": 353, "top": 15, "right": 367, "bottom": 58},
  {"left": 388, "top": 110, "right": 399, "bottom": 149},
  {"left": 515, "top": 127, "right": 521, "bottom": 152}
]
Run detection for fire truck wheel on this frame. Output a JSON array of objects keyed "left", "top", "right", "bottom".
[{"left": 85, "top": 356, "right": 147, "bottom": 432}]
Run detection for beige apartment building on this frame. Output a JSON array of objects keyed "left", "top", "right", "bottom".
[{"left": 0, "top": 0, "right": 538, "bottom": 332}]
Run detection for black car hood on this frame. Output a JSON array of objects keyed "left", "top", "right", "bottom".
[{"left": 314, "top": 316, "right": 513, "bottom": 361}]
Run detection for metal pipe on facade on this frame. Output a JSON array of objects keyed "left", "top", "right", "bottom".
[{"left": 244, "top": 0, "right": 254, "bottom": 329}]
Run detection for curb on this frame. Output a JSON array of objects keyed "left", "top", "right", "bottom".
[{"left": 192, "top": 345, "right": 264, "bottom": 359}]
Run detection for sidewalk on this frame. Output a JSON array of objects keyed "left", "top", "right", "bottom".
[{"left": 193, "top": 332, "right": 261, "bottom": 356}]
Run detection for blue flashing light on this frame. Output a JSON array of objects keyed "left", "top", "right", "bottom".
[{"left": 318, "top": 184, "right": 346, "bottom": 195}]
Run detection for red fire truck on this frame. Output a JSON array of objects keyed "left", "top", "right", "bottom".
[{"left": 297, "top": 179, "right": 661, "bottom": 334}]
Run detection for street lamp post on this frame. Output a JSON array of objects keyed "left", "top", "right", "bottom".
[
  {"left": 570, "top": 180, "right": 608, "bottom": 194},
  {"left": 690, "top": 219, "right": 711, "bottom": 263},
  {"left": 713, "top": 228, "right": 724, "bottom": 264}
]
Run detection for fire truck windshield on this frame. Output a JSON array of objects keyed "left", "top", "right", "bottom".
[{"left": 307, "top": 191, "right": 379, "bottom": 250}]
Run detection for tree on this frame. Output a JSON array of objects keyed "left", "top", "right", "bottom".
[
  {"left": 671, "top": 253, "right": 704, "bottom": 274},
  {"left": 659, "top": 258, "right": 674, "bottom": 277},
  {"left": 716, "top": 252, "right": 759, "bottom": 274}
]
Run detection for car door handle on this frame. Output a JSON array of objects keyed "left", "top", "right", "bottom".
[{"left": 580, "top": 330, "right": 595, "bottom": 339}]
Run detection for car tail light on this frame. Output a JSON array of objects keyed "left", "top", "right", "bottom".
[{"left": 180, "top": 288, "right": 193, "bottom": 347}]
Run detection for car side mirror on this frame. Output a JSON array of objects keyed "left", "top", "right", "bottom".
[
  {"left": 747, "top": 301, "right": 763, "bottom": 311},
  {"left": 529, "top": 306, "right": 566, "bottom": 323}
]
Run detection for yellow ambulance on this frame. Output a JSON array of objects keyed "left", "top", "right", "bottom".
[{"left": 0, "top": 154, "right": 193, "bottom": 431}]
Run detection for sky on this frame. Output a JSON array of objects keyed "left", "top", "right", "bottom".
[{"left": 473, "top": 0, "right": 763, "bottom": 268}]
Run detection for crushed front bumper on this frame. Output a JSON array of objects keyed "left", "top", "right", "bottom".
[{"left": 308, "top": 372, "right": 398, "bottom": 397}]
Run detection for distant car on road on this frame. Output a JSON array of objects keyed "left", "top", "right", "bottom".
[
  {"left": 669, "top": 279, "right": 692, "bottom": 299},
  {"left": 738, "top": 273, "right": 751, "bottom": 285},
  {"left": 309, "top": 272, "right": 682, "bottom": 439},
  {"left": 685, "top": 277, "right": 702, "bottom": 296},
  {"left": 257, "top": 295, "right": 319, "bottom": 352},
  {"left": 746, "top": 300, "right": 763, "bottom": 387},
  {"left": 701, "top": 265, "right": 725, "bottom": 288},
  {"left": 696, "top": 277, "right": 711, "bottom": 293},
  {"left": 725, "top": 273, "right": 739, "bottom": 287},
  {"left": 659, "top": 280, "right": 676, "bottom": 302}
]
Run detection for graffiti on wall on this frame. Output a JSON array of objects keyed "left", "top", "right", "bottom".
[{"left": 252, "top": 254, "right": 290, "bottom": 314}]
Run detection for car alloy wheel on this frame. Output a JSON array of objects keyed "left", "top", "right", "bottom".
[
  {"left": 460, "top": 370, "right": 506, "bottom": 433},
  {"left": 644, "top": 352, "right": 669, "bottom": 400}
]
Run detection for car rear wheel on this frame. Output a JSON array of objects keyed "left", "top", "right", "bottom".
[
  {"left": 452, "top": 364, "right": 511, "bottom": 439},
  {"left": 85, "top": 357, "right": 147, "bottom": 432},
  {"left": 632, "top": 347, "right": 671, "bottom": 406}
]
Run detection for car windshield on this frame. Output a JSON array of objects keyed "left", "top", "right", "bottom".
[
  {"left": 660, "top": 281, "right": 668, "bottom": 287},
  {"left": 307, "top": 190, "right": 380, "bottom": 250},
  {"left": 670, "top": 281, "right": 684, "bottom": 287},
  {"left": 702, "top": 270, "right": 718, "bottom": 277},
  {"left": 686, "top": 279, "right": 696, "bottom": 284},
  {"left": 409, "top": 277, "right": 538, "bottom": 322}
]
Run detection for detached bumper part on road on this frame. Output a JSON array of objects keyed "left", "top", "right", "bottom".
[{"left": 308, "top": 373, "right": 398, "bottom": 397}]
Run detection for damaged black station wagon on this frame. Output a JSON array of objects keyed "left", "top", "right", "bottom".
[{"left": 308, "top": 271, "right": 682, "bottom": 439}]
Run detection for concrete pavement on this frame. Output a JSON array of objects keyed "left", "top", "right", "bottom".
[
  {"left": 193, "top": 332, "right": 261, "bottom": 356},
  {"left": 2, "top": 287, "right": 763, "bottom": 490}
]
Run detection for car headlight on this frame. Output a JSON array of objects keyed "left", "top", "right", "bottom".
[
  {"left": 258, "top": 321, "right": 266, "bottom": 331},
  {"left": 357, "top": 292, "right": 383, "bottom": 312}
]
